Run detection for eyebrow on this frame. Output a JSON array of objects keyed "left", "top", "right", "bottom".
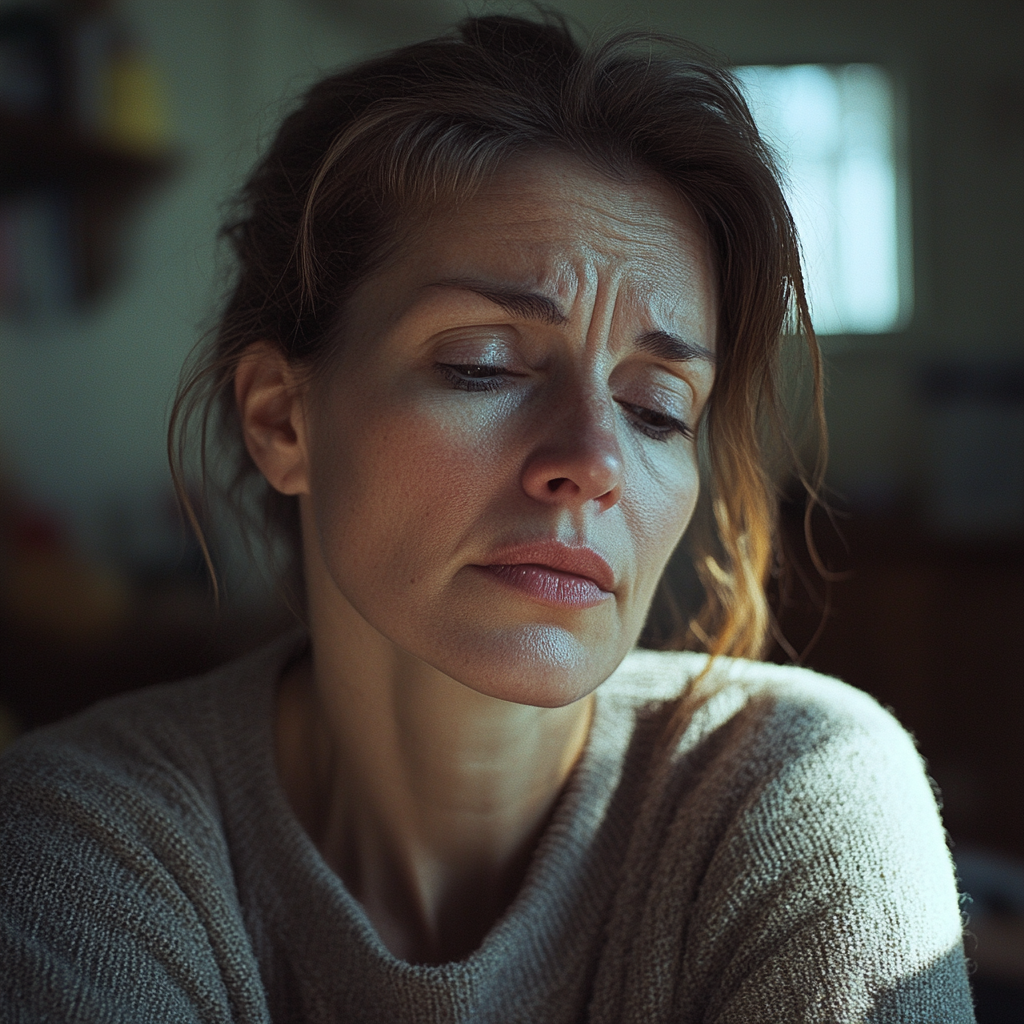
[
  {"left": 636, "top": 330, "right": 716, "bottom": 365},
  {"left": 433, "top": 278, "right": 569, "bottom": 326},
  {"left": 430, "top": 278, "right": 715, "bottom": 364}
]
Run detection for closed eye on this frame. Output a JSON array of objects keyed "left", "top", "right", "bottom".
[
  {"left": 618, "top": 401, "right": 693, "bottom": 442},
  {"left": 436, "top": 363, "right": 512, "bottom": 392},
  {"left": 438, "top": 363, "right": 693, "bottom": 441}
]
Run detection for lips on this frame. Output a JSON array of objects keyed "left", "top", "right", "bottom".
[
  {"left": 474, "top": 540, "right": 616, "bottom": 609},
  {"left": 482, "top": 540, "right": 615, "bottom": 590}
]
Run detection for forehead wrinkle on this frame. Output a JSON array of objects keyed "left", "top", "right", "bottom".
[
  {"left": 485, "top": 167, "right": 684, "bottom": 236},
  {"left": 627, "top": 275, "right": 718, "bottom": 358},
  {"left": 462, "top": 188, "right": 689, "bottom": 278},
  {"left": 412, "top": 163, "right": 715, "bottom": 353},
  {"left": 572, "top": 270, "right": 711, "bottom": 366}
]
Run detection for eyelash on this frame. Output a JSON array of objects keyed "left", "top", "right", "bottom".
[
  {"left": 436, "top": 363, "right": 693, "bottom": 442},
  {"left": 437, "top": 363, "right": 507, "bottom": 393},
  {"left": 619, "top": 402, "right": 694, "bottom": 442}
]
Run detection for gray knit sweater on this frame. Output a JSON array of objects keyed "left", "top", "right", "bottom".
[{"left": 0, "top": 633, "right": 974, "bottom": 1023}]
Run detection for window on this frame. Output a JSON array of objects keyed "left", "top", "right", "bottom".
[{"left": 734, "top": 64, "right": 908, "bottom": 335}]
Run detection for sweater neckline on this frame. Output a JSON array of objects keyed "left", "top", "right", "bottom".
[{"left": 215, "top": 630, "right": 638, "bottom": 989}]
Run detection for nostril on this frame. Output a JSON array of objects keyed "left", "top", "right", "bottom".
[{"left": 547, "top": 477, "right": 569, "bottom": 493}]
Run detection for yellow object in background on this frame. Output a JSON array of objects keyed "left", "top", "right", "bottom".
[{"left": 103, "top": 46, "right": 170, "bottom": 155}]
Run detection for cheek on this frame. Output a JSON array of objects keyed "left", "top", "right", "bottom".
[
  {"left": 624, "top": 453, "right": 701, "bottom": 598},
  {"left": 307, "top": 397, "right": 501, "bottom": 588}
]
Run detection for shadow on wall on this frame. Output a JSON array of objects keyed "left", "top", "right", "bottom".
[{"left": 919, "top": 361, "right": 1024, "bottom": 539}]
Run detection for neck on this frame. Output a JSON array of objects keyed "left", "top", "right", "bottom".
[{"left": 276, "top": 596, "right": 594, "bottom": 964}]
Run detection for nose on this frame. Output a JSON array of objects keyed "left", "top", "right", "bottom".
[{"left": 520, "top": 387, "right": 624, "bottom": 512}]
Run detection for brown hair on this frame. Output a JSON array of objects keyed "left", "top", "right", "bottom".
[{"left": 169, "top": 12, "right": 825, "bottom": 662}]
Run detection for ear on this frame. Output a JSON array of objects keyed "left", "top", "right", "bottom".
[{"left": 235, "top": 342, "right": 310, "bottom": 496}]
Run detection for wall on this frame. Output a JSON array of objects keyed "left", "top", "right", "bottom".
[
  {"left": 1, "top": 0, "right": 1021, "bottom": 566},
  {"left": 0, "top": 0, "right": 368, "bottom": 568}
]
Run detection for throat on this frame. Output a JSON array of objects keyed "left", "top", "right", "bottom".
[
  {"left": 274, "top": 651, "right": 594, "bottom": 964},
  {"left": 349, "top": 827, "right": 546, "bottom": 964}
]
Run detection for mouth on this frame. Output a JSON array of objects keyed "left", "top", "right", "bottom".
[{"left": 474, "top": 541, "right": 616, "bottom": 610}]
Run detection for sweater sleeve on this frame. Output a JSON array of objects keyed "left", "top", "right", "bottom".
[
  {"left": 682, "top": 678, "right": 975, "bottom": 1024},
  {"left": 0, "top": 727, "right": 270, "bottom": 1024}
]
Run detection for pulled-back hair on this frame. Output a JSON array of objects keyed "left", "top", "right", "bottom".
[{"left": 170, "top": 12, "right": 825, "bottom": 662}]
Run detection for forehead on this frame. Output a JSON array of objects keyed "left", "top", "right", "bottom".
[{"left": 387, "top": 151, "right": 716, "bottom": 331}]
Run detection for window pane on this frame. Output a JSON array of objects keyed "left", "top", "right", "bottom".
[{"left": 734, "top": 64, "right": 907, "bottom": 335}]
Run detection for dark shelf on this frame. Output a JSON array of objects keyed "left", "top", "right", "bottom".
[
  {"left": 1, "top": 107, "right": 172, "bottom": 194},
  {"left": 0, "top": 583, "right": 294, "bottom": 731},
  {"left": 1, "top": 106, "right": 176, "bottom": 301}
]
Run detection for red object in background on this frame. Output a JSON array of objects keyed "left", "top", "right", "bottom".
[{"left": 10, "top": 505, "right": 64, "bottom": 552}]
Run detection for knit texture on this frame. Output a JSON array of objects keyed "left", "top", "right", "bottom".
[{"left": 1, "top": 633, "right": 975, "bottom": 1023}]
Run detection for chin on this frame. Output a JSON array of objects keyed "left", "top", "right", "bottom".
[{"left": 436, "top": 622, "right": 628, "bottom": 708}]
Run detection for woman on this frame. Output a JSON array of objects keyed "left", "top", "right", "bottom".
[{"left": 0, "top": 15, "right": 974, "bottom": 1023}]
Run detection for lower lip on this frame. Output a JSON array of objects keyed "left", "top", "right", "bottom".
[{"left": 478, "top": 563, "right": 612, "bottom": 609}]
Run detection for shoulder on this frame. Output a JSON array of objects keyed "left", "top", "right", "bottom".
[
  {"left": 606, "top": 649, "right": 961, "bottom": 938},
  {"left": 606, "top": 647, "right": 910, "bottom": 763},
  {"left": 600, "top": 649, "right": 947, "bottom": 882},
  {"left": 617, "top": 650, "right": 934, "bottom": 840},
  {"left": 0, "top": 635, "right": 299, "bottom": 1023},
  {"left": 599, "top": 652, "right": 973, "bottom": 1020},
  {"left": 0, "top": 629, "right": 304, "bottom": 899}
]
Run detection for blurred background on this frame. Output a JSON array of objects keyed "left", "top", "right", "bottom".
[{"left": 1, "top": 0, "right": 1021, "bottom": 1017}]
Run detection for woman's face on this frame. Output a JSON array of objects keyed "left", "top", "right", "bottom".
[{"left": 301, "top": 151, "right": 717, "bottom": 707}]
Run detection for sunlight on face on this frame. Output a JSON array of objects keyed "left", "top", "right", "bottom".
[{"left": 302, "top": 151, "right": 717, "bottom": 706}]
